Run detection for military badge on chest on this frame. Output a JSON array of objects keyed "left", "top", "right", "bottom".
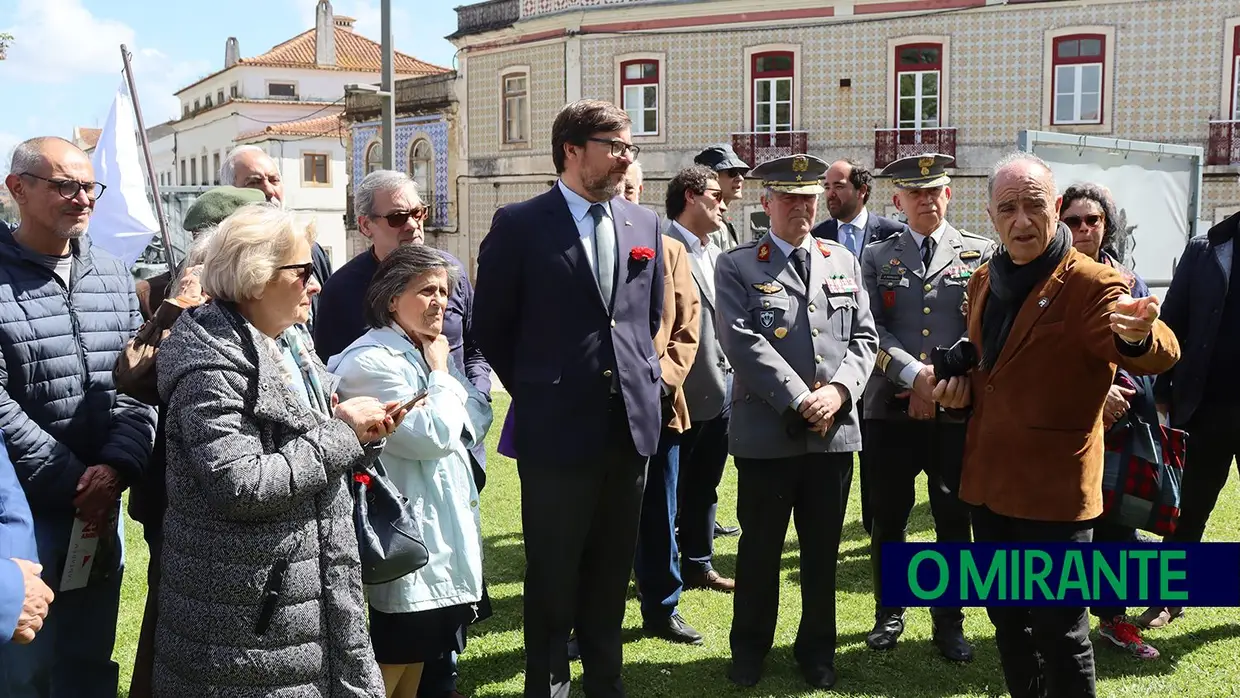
[
  {"left": 825, "top": 274, "right": 858, "bottom": 294},
  {"left": 760, "top": 309, "right": 776, "bottom": 328}
]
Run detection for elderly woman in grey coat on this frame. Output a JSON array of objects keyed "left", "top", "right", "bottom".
[{"left": 154, "top": 204, "right": 404, "bottom": 697}]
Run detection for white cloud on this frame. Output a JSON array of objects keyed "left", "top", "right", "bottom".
[
  {"left": 129, "top": 48, "right": 212, "bottom": 126},
  {"left": 0, "top": 0, "right": 135, "bottom": 83}
]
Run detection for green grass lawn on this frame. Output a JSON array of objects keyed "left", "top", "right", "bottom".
[{"left": 113, "top": 392, "right": 1240, "bottom": 697}]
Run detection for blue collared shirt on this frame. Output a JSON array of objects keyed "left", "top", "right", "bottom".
[{"left": 557, "top": 180, "right": 614, "bottom": 271}]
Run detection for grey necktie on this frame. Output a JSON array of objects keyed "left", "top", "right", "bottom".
[
  {"left": 922, "top": 236, "right": 935, "bottom": 270},
  {"left": 589, "top": 203, "right": 616, "bottom": 308}
]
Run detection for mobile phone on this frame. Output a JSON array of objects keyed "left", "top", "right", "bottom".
[{"left": 387, "top": 388, "right": 429, "bottom": 416}]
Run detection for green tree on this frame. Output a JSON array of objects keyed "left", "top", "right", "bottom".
[{"left": 0, "top": 33, "right": 12, "bottom": 60}]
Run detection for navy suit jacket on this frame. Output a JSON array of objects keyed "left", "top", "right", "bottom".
[
  {"left": 1154, "top": 213, "right": 1237, "bottom": 427},
  {"left": 0, "top": 436, "right": 38, "bottom": 643},
  {"left": 812, "top": 210, "right": 906, "bottom": 252},
  {"left": 474, "top": 185, "right": 665, "bottom": 464}
]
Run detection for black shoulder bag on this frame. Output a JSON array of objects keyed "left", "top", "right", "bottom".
[{"left": 351, "top": 458, "right": 429, "bottom": 585}]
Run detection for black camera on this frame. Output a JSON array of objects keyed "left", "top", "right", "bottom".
[{"left": 931, "top": 339, "right": 978, "bottom": 380}]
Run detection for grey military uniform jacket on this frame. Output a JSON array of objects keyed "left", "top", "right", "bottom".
[
  {"left": 860, "top": 223, "right": 995, "bottom": 421},
  {"left": 715, "top": 232, "right": 879, "bottom": 459},
  {"left": 664, "top": 221, "right": 730, "bottom": 422}
]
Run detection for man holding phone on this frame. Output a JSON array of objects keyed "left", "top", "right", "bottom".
[{"left": 856, "top": 153, "right": 994, "bottom": 662}]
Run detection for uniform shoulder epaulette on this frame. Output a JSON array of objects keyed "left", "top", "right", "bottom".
[
  {"left": 819, "top": 237, "right": 846, "bottom": 248},
  {"left": 958, "top": 228, "right": 994, "bottom": 243},
  {"left": 725, "top": 241, "right": 759, "bottom": 255}
]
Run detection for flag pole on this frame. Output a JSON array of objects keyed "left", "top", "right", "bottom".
[{"left": 120, "top": 44, "right": 176, "bottom": 271}]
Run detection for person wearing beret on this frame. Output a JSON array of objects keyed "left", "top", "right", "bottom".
[
  {"left": 858, "top": 153, "right": 994, "bottom": 662},
  {"left": 715, "top": 153, "right": 878, "bottom": 690}
]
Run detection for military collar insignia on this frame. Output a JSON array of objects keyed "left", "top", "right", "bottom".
[
  {"left": 816, "top": 239, "right": 832, "bottom": 257},
  {"left": 757, "top": 243, "right": 771, "bottom": 261},
  {"left": 752, "top": 281, "right": 783, "bottom": 294}
]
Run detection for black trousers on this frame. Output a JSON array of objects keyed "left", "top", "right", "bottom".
[
  {"left": 730, "top": 453, "right": 852, "bottom": 671},
  {"left": 1089, "top": 521, "right": 1138, "bottom": 621},
  {"left": 1167, "top": 401, "right": 1240, "bottom": 545},
  {"left": 973, "top": 506, "right": 1096, "bottom": 698},
  {"left": 677, "top": 411, "right": 730, "bottom": 575},
  {"left": 867, "top": 419, "right": 972, "bottom": 621},
  {"left": 858, "top": 400, "right": 873, "bottom": 535},
  {"left": 518, "top": 398, "right": 648, "bottom": 698}
]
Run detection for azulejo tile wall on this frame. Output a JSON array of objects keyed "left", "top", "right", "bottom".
[
  {"left": 466, "top": 43, "right": 565, "bottom": 159},
  {"left": 350, "top": 115, "right": 452, "bottom": 222}
]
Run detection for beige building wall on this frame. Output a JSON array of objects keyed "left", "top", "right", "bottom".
[{"left": 457, "top": 0, "right": 1240, "bottom": 256}]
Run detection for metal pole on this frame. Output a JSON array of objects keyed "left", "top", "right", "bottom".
[
  {"left": 120, "top": 44, "right": 177, "bottom": 270},
  {"left": 380, "top": 0, "right": 395, "bottom": 170}
]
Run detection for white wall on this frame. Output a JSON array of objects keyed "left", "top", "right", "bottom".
[{"left": 262, "top": 135, "right": 350, "bottom": 269}]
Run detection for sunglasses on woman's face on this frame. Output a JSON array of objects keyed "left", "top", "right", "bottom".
[
  {"left": 1062, "top": 214, "right": 1103, "bottom": 229},
  {"left": 278, "top": 262, "right": 316, "bottom": 286},
  {"left": 374, "top": 206, "right": 428, "bottom": 228}
]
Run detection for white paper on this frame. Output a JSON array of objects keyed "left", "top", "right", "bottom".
[{"left": 59, "top": 517, "right": 100, "bottom": 592}]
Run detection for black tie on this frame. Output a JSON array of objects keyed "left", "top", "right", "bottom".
[
  {"left": 921, "top": 236, "right": 935, "bottom": 270},
  {"left": 791, "top": 247, "right": 810, "bottom": 287}
]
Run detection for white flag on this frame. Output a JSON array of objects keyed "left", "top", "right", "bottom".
[{"left": 89, "top": 80, "right": 160, "bottom": 268}]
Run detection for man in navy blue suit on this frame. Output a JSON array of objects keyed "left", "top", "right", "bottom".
[
  {"left": 473, "top": 99, "right": 665, "bottom": 698},
  {"left": 810, "top": 159, "right": 905, "bottom": 536}
]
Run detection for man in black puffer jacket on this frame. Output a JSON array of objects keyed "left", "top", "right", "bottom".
[{"left": 0, "top": 136, "right": 156, "bottom": 697}]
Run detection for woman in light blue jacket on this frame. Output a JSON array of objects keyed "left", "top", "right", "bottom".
[{"left": 328, "top": 245, "right": 492, "bottom": 698}]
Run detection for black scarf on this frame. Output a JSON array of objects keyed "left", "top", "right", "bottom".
[{"left": 979, "top": 223, "right": 1073, "bottom": 370}]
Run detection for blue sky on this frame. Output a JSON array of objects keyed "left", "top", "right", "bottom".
[{"left": 0, "top": 0, "right": 461, "bottom": 174}]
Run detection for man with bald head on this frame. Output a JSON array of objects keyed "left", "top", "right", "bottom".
[
  {"left": 220, "top": 145, "right": 334, "bottom": 328},
  {"left": 0, "top": 136, "right": 156, "bottom": 697},
  {"left": 937, "top": 153, "right": 1179, "bottom": 698}
]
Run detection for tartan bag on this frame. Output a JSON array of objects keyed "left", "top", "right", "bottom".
[{"left": 1100, "top": 374, "right": 1188, "bottom": 536}]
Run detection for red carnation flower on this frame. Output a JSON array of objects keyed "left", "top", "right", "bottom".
[
  {"left": 353, "top": 472, "right": 373, "bottom": 488},
  {"left": 630, "top": 246, "right": 655, "bottom": 261}
]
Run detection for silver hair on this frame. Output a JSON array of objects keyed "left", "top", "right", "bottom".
[
  {"left": 354, "top": 169, "right": 419, "bottom": 219},
  {"left": 988, "top": 151, "right": 1055, "bottom": 197},
  {"left": 625, "top": 161, "right": 643, "bottom": 185},
  {"left": 184, "top": 227, "right": 218, "bottom": 268},
  {"left": 9, "top": 136, "right": 78, "bottom": 176},
  {"left": 364, "top": 244, "right": 459, "bottom": 330},
  {"left": 219, "top": 145, "right": 269, "bottom": 187}
]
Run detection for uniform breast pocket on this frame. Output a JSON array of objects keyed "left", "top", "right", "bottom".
[
  {"left": 826, "top": 293, "right": 857, "bottom": 340},
  {"left": 747, "top": 294, "right": 790, "bottom": 335}
]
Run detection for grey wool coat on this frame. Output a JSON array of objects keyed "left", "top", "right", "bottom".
[{"left": 153, "top": 301, "right": 384, "bottom": 697}]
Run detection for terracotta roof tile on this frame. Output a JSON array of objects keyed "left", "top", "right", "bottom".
[
  {"left": 237, "top": 112, "right": 345, "bottom": 141},
  {"left": 177, "top": 24, "right": 449, "bottom": 96},
  {"left": 74, "top": 127, "right": 102, "bottom": 150}
]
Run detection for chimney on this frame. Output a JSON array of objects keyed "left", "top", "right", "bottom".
[
  {"left": 315, "top": 0, "right": 336, "bottom": 68},
  {"left": 334, "top": 16, "right": 355, "bottom": 32},
  {"left": 224, "top": 37, "right": 240, "bottom": 68}
]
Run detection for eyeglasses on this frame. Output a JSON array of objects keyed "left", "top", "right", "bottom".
[
  {"left": 721, "top": 168, "right": 746, "bottom": 178},
  {"left": 19, "top": 173, "right": 106, "bottom": 201},
  {"left": 277, "top": 262, "right": 316, "bottom": 286},
  {"left": 1062, "top": 214, "right": 1103, "bottom": 228},
  {"left": 373, "top": 206, "right": 428, "bottom": 228},
  {"left": 586, "top": 137, "right": 641, "bottom": 160},
  {"left": 700, "top": 188, "right": 724, "bottom": 203}
]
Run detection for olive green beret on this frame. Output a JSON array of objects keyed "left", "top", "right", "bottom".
[{"left": 182, "top": 186, "right": 268, "bottom": 232}]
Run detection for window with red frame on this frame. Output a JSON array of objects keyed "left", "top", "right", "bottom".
[
  {"left": 752, "top": 51, "right": 793, "bottom": 133},
  {"left": 620, "top": 60, "right": 659, "bottom": 135},
  {"left": 1052, "top": 34, "right": 1105, "bottom": 124},
  {"left": 1232, "top": 26, "right": 1240, "bottom": 119},
  {"left": 895, "top": 43, "right": 942, "bottom": 130}
]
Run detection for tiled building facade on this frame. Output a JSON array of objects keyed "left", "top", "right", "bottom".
[{"left": 438, "top": 0, "right": 1240, "bottom": 278}]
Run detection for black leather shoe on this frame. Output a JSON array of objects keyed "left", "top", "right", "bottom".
[
  {"left": 727, "top": 661, "right": 761, "bottom": 687},
  {"left": 932, "top": 621, "right": 974, "bottom": 662},
  {"left": 566, "top": 631, "right": 580, "bottom": 661},
  {"left": 714, "top": 522, "right": 740, "bottom": 538},
  {"left": 643, "top": 612, "right": 704, "bottom": 645},
  {"left": 801, "top": 663, "right": 837, "bottom": 689},
  {"left": 866, "top": 610, "right": 905, "bottom": 650}
]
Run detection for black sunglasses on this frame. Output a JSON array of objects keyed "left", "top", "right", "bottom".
[
  {"left": 373, "top": 206, "right": 428, "bottom": 228},
  {"left": 277, "top": 262, "right": 316, "bottom": 286},
  {"left": 19, "top": 172, "right": 106, "bottom": 201},
  {"left": 1062, "top": 214, "right": 1103, "bottom": 228}
]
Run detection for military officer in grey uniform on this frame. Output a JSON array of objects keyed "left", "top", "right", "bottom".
[
  {"left": 716, "top": 154, "right": 878, "bottom": 690},
  {"left": 860, "top": 153, "right": 996, "bottom": 662}
]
